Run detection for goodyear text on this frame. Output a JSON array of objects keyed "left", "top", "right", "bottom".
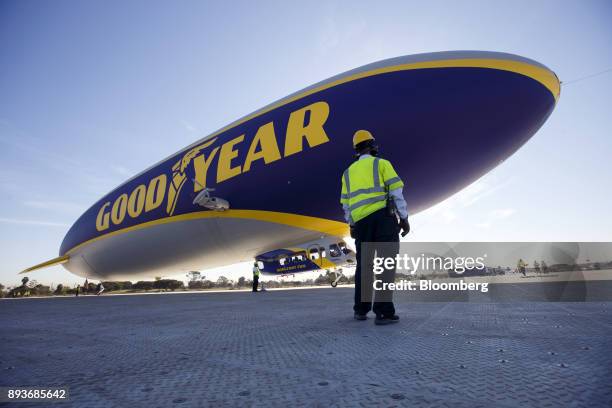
[{"left": 96, "top": 101, "right": 330, "bottom": 231}]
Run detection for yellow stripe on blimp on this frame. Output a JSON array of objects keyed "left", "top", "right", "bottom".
[
  {"left": 64, "top": 210, "right": 350, "bottom": 256},
  {"left": 213, "top": 59, "right": 560, "bottom": 141},
  {"left": 20, "top": 255, "right": 70, "bottom": 274},
  {"left": 405, "top": 58, "right": 561, "bottom": 100}
]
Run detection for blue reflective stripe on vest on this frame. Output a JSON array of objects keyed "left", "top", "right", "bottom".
[
  {"left": 384, "top": 176, "right": 401, "bottom": 186},
  {"left": 344, "top": 186, "right": 385, "bottom": 198},
  {"left": 343, "top": 169, "right": 353, "bottom": 223},
  {"left": 348, "top": 195, "right": 387, "bottom": 212},
  {"left": 343, "top": 169, "right": 351, "bottom": 195},
  {"left": 373, "top": 158, "right": 380, "bottom": 188}
]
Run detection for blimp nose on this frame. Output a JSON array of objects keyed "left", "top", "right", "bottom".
[{"left": 375, "top": 57, "right": 559, "bottom": 214}]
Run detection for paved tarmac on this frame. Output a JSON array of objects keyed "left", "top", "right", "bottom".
[{"left": 1, "top": 283, "right": 611, "bottom": 407}]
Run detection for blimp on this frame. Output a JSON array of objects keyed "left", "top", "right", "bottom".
[{"left": 22, "top": 51, "right": 560, "bottom": 284}]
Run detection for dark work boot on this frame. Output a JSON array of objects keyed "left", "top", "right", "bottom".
[
  {"left": 354, "top": 313, "right": 368, "bottom": 321},
  {"left": 375, "top": 314, "right": 399, "bottom": 325}
]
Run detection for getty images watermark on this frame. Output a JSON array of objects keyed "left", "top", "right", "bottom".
[
  {"left": 372, "top": 253, "right": 489, "bottom": 293},
  {"left": 359, "top": 242, "right": 612, "bottom": 303}
]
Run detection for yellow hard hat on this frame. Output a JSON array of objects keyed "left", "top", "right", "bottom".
[{"left": 352, "top": 130, "right": 375, "bottom": 148}]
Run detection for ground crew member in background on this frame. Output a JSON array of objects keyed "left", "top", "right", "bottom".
[
  {"left": 252, "top": 262, "right": 260, "bottom": 292},
  {"left": 340, "top": 130, "right": 410, "bottom": 325},
  {"left": 517, "top": 259, "right": 527, "bottom": 277}
]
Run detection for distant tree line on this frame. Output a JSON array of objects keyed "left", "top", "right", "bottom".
[
  {"left": 133, "top": 279, "right": 184, "bottom": 291},
  {"left": 0, "top": 270, "right": 360, "bottom": 298},
  {"left": 3, "top": 277, "right": 51, "bottom": 297},
  {"left": 99, "top": 281, "right": 133, "bottom": 291}
]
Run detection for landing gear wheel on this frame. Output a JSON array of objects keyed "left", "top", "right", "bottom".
[{"left": 330, "top": 268, "right": 343, "bottom": 288}]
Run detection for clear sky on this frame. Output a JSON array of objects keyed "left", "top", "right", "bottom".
[{"left": 1, "top": 0, "right": 611, "bottom": 287}]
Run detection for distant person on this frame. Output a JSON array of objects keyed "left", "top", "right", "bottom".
[
  {"left": 533, "top": 260, "right": 540, "bottom": 274},
  {"left": 96, "top": 283, "right": 105, "bottom": 296},
  {"left": 340, "top": 130, "right": 409, "bottom": 325},
  {"left": 252, "top": 262, "right": 260, "bottom": 292},
  {"left": 517, "top": 259, "right": 527, "bottom": 277},
  {"left": 541, "top": 260, "right": 548, "bottom": 274},
  {"left": 75, "top": 285, "right": 80, "bottom": 297}
]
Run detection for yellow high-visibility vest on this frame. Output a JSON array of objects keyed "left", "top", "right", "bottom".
[{"left": 340, "top": 156, "right": 404, "bottom": 224}]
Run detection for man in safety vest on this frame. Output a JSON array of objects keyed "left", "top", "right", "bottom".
[
  {"left": 340, "top": 130, "right": 410, "bottom": 325},
  {"left": 252, "top": 262, "right": 260, "bottom": 292}
]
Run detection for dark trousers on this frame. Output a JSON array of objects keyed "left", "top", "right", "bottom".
[
  {"left": 252, "top": 276, "right": 259, "bottom": 292},
  {"left": 354, "top": 208, "right": 400, "bottom": 317}
]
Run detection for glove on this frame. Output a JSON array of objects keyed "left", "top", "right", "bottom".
[
  {"left": 350, "top": 224, "right": 357, "bottom": 239},
  {"left": 399, "top": 218, "right": 410, "bottom": 237}
]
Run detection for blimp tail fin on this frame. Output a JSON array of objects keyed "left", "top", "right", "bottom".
[{"left": 20, "top": 255, "right": 70, "bottom": 274}]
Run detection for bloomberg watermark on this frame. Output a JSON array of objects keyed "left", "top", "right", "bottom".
[{"left": 374, "top": 279, "right": 489, "bottom": 293}]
